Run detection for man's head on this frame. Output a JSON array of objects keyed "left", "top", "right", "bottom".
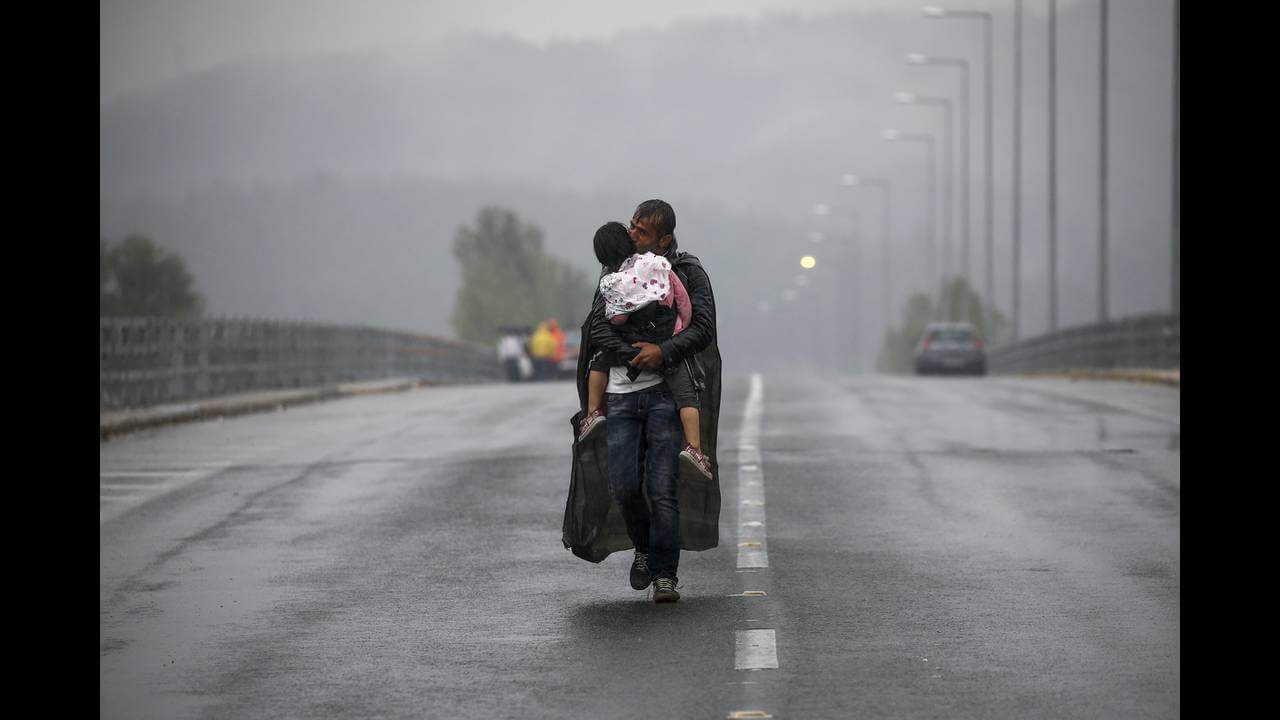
[
  {"left": 630, "top": 199, "right": 676, "bottom": 256},
  {"left": 593, "top": 221, "right": 633, "bottom": 272}
]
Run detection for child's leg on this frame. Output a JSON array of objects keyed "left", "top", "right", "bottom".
[
  {"left": 665, "top": 362, "right": 702, "bottom": 450},
  {"left": 679, "top": 407, "right": 701, "bottom": 451},
  {"left": 587, "top": 370, "right": 607, "bottom": 414}
]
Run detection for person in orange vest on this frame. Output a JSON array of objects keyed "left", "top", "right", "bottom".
[{"left": 547, "top": 318, "right": 566, "bottom": 364}]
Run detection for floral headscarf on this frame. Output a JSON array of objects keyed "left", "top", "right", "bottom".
[{"left": 599, "top": 252, "right": 672, "bottom": 319}]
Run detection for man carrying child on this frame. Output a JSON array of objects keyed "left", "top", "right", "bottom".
[{"left": 571, "top": 199, "right": 722, "bottom": 604}]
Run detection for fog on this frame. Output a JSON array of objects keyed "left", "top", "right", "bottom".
[{"left": 100, "top": 0, "right": 1176, "bottom": 373}]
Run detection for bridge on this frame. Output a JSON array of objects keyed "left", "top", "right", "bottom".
[{"left": 100, "top": 317, "right": 1178, "bottom": 718}]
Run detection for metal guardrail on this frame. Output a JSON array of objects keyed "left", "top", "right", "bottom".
[
  {"left": 987, "top": 313, "right": 1179, "bottom": 373},
  {"left": 100, "top": 318, "right": 501, "bottom": 410}
]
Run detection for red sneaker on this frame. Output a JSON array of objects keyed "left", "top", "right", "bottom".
[
  {"left": 679, "top": 444, "right": 713, "bottom": 479},
  {"left": 578, "top": 409, "right": 606, "bottom": 443}
]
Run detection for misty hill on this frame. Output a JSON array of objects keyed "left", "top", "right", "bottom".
[{"left": 101, "top": 2, "right": 1176, "bottom": 354}]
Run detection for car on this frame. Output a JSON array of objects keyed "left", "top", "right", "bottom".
[{"left": 913, "top": 321, "right": 987, "bottom": 376}]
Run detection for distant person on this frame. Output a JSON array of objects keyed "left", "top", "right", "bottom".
[
  {"left": 577, "top": 221, "right": 711, "bottom": 481},
  {"left": 496, "top": 329, "right": 527, "bottom": 382},
  {"left": 573, "top": 199, "right": 722, "bottom": 603},
  {"left": 547, "top": 318, "right": 566, "bottom": 365},
  {"left": 529, "top": 320, "right": 557, "bottom": 379}
]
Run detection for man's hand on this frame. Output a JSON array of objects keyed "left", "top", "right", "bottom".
[{"left": 629, "top": 342, "right": 664, "bottom": 370}]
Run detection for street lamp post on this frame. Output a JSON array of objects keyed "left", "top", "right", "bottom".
[
  {"left": 922, "top": 5, "right": 995, "bottom": 337},
  {"left": 1049, "top": 0, "right": 1058, "bottom": 332},
  {"left": 883, "top": 129, "right": 939, "bottom": 316},
  {"left": 1172, "top": 0, "right": 1179, "bottom": 316},
  {"left": 1098, "top": 0, "right": 1109, "bottom": 323},
  {"left": 895, "top": 91, "right": 953, "bottom": 319},
  {"left": 849, "top": 208, "right": 862, "bottom": 372},
  {"left": 908, "top": 52, "right": 971, "bottom": 313},
  {"left": 842, "top": 174, "right": 893, "bottom": 333},
  {"left": 1014, "top": 0, "right": 1022, "bottom": 340}
]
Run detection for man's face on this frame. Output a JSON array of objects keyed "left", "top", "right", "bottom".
[{"left": 630, "top": 214, "right": 669, "bottom": 255}]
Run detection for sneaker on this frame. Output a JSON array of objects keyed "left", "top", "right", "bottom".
[
  {"left": 629, "top": 551, "right": 651, "bottom": 590},
  {"left": 578, "top": 409, "right": 606, "bottom": 444},
  {"left": 653, "top": 577, "right": 680, "bottom": 603},
  {"left": 679, "top": 444, "right": 713, "bottom": 480}
]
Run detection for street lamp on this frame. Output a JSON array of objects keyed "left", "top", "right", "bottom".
[
  {"left": 1171, "top": 0, "right": 1179, "bottom": 316},
  {"left": 895, "top": 91, "right": 954, "bottom": 318},
  {"left": 1050, "top": 0, "right": 1058, "bottom": 331},
  {"left": 1014, "top": 0, "right": 1023, "bottom": 340},
  {"left": 883, "top": 129, "right": 940, "bottom": 316},
  {"left": 841, "top": 174, "right": 893, "bottom": 334},
  {"left": 907, "top": 52, "right": 971, "bottom": 314},
  {"left": 922, "top": 6, "right": 996, "bottom": 336},
  {"left": 1098, "top": 0, "right": 1109, "bottom": 323}
]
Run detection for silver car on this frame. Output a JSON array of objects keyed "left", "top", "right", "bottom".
[{"left": 914, "top": 322, "right": 986, "bottom": 376}]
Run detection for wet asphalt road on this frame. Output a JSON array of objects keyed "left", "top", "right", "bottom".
[{"left": 100, "top": 373, "right": 1179, "bottom": 719}]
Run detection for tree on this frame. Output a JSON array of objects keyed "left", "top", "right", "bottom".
[
  {"left": 876, "top": 292, "right": 936, "bottom": 374},
  {"left": 876, "top": 276, "right": 1010, "bottom": 373},
  {"left": 449, "top": 206, "right": 593, "bottom": 345},
  {"left": 100, "top": 234, "right": 206, "bottom": 318}
]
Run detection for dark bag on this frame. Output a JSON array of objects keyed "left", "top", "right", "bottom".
[
  {"left": 561, "top": 405, "right": 721, "bottom": 562},
  {"left": 561, "top": 408, "right": 633, "bottom": 562}
]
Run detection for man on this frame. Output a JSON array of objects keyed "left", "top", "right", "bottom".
[{"left": 575, "top": 199, "right": 722, "bottom": 603}]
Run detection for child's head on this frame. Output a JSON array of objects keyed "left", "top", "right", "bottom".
[{"left": 593, "top": 221, "right": 633, "bottom": 272}]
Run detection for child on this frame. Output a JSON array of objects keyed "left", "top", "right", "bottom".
[{"left": 578, "top": 222, "right": 712, "bottom": 480}]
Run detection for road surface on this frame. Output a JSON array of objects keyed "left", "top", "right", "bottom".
[{"left": 101, "top": 373, "right": 1179, "bottom": 719}]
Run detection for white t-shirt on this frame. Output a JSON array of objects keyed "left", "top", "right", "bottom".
[{"left": 607, "top": 364, "right": 663, "bottom": 393}]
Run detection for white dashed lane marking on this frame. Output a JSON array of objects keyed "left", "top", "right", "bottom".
[{"left": 735, "top": 629, "right": 779, "bottom": 670}]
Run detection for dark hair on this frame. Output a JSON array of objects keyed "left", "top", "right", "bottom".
[
  {"left": 633, "top": 199, "right": 676, "bottom": 240},
  {"left": 593, "top": 221, "right": 633, "bottom": 272}
]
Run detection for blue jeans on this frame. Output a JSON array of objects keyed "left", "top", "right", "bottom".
[{"left": 606, "top": 385, "right": 682, "bottom": 580}]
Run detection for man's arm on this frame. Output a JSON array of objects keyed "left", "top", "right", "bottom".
[
  {"left": 589, "top": 291, "right": 639, "bottom": 360},
  {"left": 657, "top": 262, "right": 716, "bottom": 366}
]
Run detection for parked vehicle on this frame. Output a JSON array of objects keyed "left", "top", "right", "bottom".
[{"left": 914, "top": 322, "right": 986, "bottom": 376}]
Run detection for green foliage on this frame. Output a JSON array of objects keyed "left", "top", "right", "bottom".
[
  {"left": 876, "top": 292, "right": 936, "bottom": 374},
  {"left": 100, "top": 234, "right": 206, "bottom": 318},
  {"left": 876, "top": 276, "right": 1010, "bottom": 373},
  {"left": 449, "top": 206, "right": 593, "bottom": 345}
]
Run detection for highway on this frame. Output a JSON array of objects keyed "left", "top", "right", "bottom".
[{"left": 100, "top": 373, "right": 1179, "bottom": 719}]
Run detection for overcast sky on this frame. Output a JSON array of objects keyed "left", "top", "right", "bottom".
[{"left": 100, "top": 0, "right": 1079, "bottom": 103}]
